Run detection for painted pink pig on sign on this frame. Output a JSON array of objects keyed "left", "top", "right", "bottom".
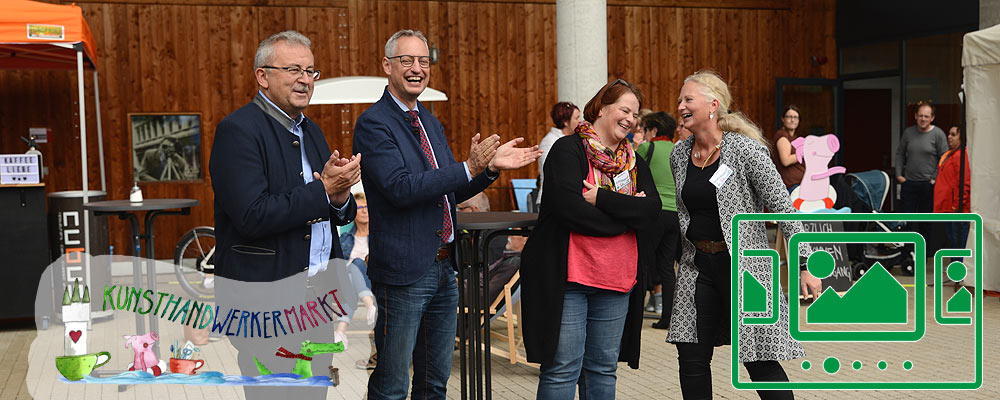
[
  {"left": 124, "top": 331, "right": 166, "bottom": 376},
  {"left": 791, "top": 134, "right": 846, "bottom": 211}
]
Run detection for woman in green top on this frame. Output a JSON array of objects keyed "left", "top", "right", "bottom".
[{"left": 635, "top": 111, "right": 680, "bottom": 329}]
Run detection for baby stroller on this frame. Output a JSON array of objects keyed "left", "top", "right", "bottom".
[{"left": 843, "top": 170, "right": 916, "bottom": 277}]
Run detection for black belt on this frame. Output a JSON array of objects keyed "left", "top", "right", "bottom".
[{"left": 436, "top": 243, "right": 453, "bottom": 261}]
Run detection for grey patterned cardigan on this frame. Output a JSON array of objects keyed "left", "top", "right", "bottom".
[{"left": 666, "top": 132, "right": 808, "bottom": 362}]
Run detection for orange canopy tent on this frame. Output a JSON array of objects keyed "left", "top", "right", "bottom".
[
  {"left": 1, "top": 0, "right": 105, "bottom": 255},
  {"left": 0, "top": 0, "right": 98, "bottom": 69}
]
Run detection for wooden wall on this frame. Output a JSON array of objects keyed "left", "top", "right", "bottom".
[{"left": 0, "top": 0, "right": 836, "bottom": 259}]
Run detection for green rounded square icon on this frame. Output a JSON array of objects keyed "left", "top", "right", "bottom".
[{"left": 788, "top": 231, "right": 925, "bottom": 343}]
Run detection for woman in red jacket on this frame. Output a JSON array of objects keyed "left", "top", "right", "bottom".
[{"left": 934, "top": 125, "right": 971, "bottom": 251}]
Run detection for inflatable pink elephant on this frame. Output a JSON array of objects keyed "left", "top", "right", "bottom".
[
  {"left": 124, "top": 331, "right": 166, "bottom": 376},
  {"left": 791, "top": 134, "right": 846, "bottom": 210}
]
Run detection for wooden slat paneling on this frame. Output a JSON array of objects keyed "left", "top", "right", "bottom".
[
  {"left": 0, "top": 0, "right": 835, "bottom": 258},
  {"left": 607, "top": 2, "right": 836, "bottom": 136},
  {"left": 68, "top": 0, "right": 349, "bottom": 7}
]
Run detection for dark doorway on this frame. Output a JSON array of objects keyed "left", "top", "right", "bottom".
[
  {"left": 843, "top": 89, "right": 892, "bottom": 172},
  {"left": 842, "top": 88, "right": 893, "bottom": 208}
]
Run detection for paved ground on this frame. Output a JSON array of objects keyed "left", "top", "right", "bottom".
[{"left": 3, "top": 269, "right": 998, "bottom": 399}]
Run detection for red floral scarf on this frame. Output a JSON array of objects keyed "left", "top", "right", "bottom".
[{"left": 575, "top": 121, "right": 637, "bottom": 195}]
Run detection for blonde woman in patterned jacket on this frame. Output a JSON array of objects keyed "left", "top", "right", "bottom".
[{"left": 667, "top": 70, "right": 823, "bottom": 400}]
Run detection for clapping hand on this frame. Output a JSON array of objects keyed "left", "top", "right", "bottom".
[
  {"left": 488, "top": 137, "right": 543, "bottom": 172},
  {"left": 466, "top": 133, "right": 501, "bottom": 176},
  {"left": 314, "top": 150, "right": 361, "bottom": 205}
]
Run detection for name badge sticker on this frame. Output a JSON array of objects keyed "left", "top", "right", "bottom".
[
  {"left": 709, "top": 164, "right": 733, "bottom": 189},
  {"left": 613, "top": 170, "right": 631, "bottom": 191}
]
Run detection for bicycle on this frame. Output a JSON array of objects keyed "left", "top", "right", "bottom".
[{"left": 173, "top": 226, "right": 215, "bottom": 301}]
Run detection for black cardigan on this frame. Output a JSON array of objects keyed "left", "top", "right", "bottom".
[{"left": 520, "top": 134, "right": 661, "bottom": 368}]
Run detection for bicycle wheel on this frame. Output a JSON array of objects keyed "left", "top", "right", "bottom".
[{"left": 173, "top": 226, "right": 216, "bottom": 301}]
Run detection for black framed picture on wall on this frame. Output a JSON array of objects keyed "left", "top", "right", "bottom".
[{"left": 128, "top": 113, "right": 203, "bottom": 182}]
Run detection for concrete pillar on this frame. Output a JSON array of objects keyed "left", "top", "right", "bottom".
[
  {"left": 981, "top": 0, "right": 1000, "bottom": 28},
  {"left": 557, "top": 0, "right": 608, "bottom": 109}
]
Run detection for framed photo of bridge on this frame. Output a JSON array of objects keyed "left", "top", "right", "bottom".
[{"left": 128, "top": 113, "right": 203, "bottom": 182}]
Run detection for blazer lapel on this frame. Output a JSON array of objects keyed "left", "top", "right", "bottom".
[
  {"left": 715, "top": 132, "right": 740, "bottom": 249},
  {"left": 301, "top": 122, "right": 325, "bottom": 176},
  {"left": 673, "top": 137, "right": 693, "bottom": 251},
  {"left": 398, "top": 107, "right": 434, "bottom": 172},
  {"left": 418, "top": 102, "right": 450, "bottom": 169},
  {"left": 674, "top": 137, "right": 692, "bottom": 203},
  {"left": 258, "top": 112, "right": 303, "bottom": 179}
]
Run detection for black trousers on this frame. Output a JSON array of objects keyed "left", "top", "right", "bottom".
[
  {"left": 675, "top": 249, "right": 793, "bottom": 400},
  {"left": 899, "top": 181, "right": 934, "bottom": 241},
  {"left": 648, "top": 209, "right": 681, "bottom": 323}
]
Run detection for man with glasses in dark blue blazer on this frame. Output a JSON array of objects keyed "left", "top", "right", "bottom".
[{"left": 354, "top": 29, "right": 542, "bottom": 400}]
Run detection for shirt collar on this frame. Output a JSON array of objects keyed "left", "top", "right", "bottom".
[
  {"left": 388, "top": 90, "right": 417, "bottom": 113},
  {"left": 253, "top": 90, "right": 305, "bottom": 132}
]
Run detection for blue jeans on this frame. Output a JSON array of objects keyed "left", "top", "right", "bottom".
[
  {"left": 946, "top": 221, "right": 971, "bottom": 265},
  {"left": 368, "top": 258, "right": 458, "bottom": 400},
  {"left": 946, "top": 221, "right": 970, "bottom": 250},
  {"left": 537, "top": 283, "right": 630, "bottom": 400}
]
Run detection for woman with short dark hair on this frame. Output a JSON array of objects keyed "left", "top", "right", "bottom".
[{"left": 537, "top": 102, "right": 581, "bottom": 206}]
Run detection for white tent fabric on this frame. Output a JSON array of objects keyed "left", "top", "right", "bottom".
[
  {"left": 310, "top": 76, "right": 448, "bottom": 105},
  {"left": 961, "top": 24, "right": 1000, "bottom": 291}
]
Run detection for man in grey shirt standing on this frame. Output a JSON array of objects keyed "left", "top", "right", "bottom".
[{"left": 895, "top": 101, "right": 948, "bottom": 239}]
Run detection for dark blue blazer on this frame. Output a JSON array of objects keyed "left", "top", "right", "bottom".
[
  {"left": 353, "top": 88, "right": 496, "bottom": 285},
  {"left": 210, "top": 100, "right": 356, "bottom": 282}
]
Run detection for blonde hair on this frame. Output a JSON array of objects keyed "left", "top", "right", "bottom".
[{"left": 684, "top": 70, "right": 768, "bottom": 148}]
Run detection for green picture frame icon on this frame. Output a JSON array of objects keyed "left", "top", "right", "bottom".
[
  {"left": 730, "top": 213, "right": 983, "bottom": 391},
  {"left": 788, "top": 231, "right": 925, "bottom": 343}
]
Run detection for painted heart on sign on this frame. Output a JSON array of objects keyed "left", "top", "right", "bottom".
[{"left": 69, "top": 330, "right": 82, "bottom": 343}]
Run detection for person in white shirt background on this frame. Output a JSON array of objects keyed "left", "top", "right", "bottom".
[{"left": 537, "top": 102, "right": 580, "bottom": 207}]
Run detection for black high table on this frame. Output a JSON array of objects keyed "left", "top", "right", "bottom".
[
  {"left": 455, "top": 211, "right": 537, "bottom": 400},
  {"left": 83, "top": 198, "right": 198, "bottom": 360}
]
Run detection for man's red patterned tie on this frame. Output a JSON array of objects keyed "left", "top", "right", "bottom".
[{"left": 407, "top": 110, "right": 452, "bottom": 243}]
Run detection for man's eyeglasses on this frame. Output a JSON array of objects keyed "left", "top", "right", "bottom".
[
  {"left": 388, "top": 55, "right": 432, "bottom": 68},
  {"left": 261, "top": 66, "right": 321, "bottom": 80}
]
